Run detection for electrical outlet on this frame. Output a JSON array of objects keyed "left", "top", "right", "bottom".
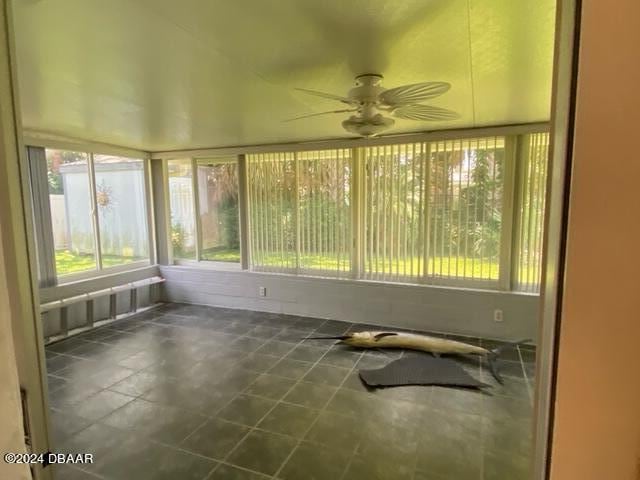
[
  {"left": 493, "top": 309, "right": 504, "bottom": 322},
  {"left": 258, "top": 286, "right": 267, "bottom": 297}
]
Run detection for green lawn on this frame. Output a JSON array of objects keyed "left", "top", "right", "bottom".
[
  {"left": 361, "top": 256, "right": 501, "bottom": 279},
  {"left": 56, "top": 248, "right": 538, "bottom": 288},
  {"left": 55, "top": 250, "right": 146, "bottom": 276},
  {"left": 200, "top": 247, "right": 241, "bottom": 262},
  {"left": 180, "top": 247, "right": 501, "bottom": 279},
  {"left": 253, "top": 252, "right": 501, "bottom": 280}
]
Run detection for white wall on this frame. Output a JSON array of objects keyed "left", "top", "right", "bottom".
[{"left": 160, "top": 265, "right": 539, "bottom": 341}]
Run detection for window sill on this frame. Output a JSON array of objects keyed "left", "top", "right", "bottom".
[{"left": 161, "top": 263, "right": 540, "bottom": 296}]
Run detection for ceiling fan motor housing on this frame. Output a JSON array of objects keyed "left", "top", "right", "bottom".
[{"left": 348, "top": 74, "right": 385, "bottom": 106}]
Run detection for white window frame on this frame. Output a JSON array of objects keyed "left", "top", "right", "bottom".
[
  {"left": 243, "top": 140, "right": 519, "bottom": 290},
  {"left": 244, "top": 149, "right": 353, "bottom": 279},
  {"left": 167, "top": 156, "right": 243, "bottom": 270},
  {"left": 27, "top": 144, "right": 155, "bottom": 285},
  {"left": 159, "top": 124, "right": 549, "bottom": 293},
  {"left": 352, "top": 138, "right": 517, "bottom": 289}
]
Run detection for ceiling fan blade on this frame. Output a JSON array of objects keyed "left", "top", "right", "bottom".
[
  {"left": 283, "top": 108, "right": 358, "bottom": 122},
  {"left": 379, "top": 82, "right": 451, "bottom": 106},
  {"left": 294, "top": 88, "right": 356, "bottom": 105},
  {"left": 391, "top": 104, "right": 460, "bottom": 121}
]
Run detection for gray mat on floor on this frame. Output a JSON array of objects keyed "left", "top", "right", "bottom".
[{"left": 359, "top": 355, "right": 490, "bottom": 389}]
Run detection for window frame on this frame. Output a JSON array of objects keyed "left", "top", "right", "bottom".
[
  {"left": 167, "top": 156, "right": 243, "bottom": 269},
  {"left": 244, "top": 140, "right": 519, "bottom": 290},
  {"left": 245, "top": 149, "right": 353, "bottom": 278},
  {"left": 353, "top": 138, "right": 517, "bottom": 288},
  {"left": 160, "top": 126, "right": 549, "bottom": 293},
  {"left": 28, "top": 145, "right": 155, "bottom": 285}
]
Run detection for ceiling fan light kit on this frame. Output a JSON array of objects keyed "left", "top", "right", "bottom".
[
  {"left": 342, "top": 113, "right": 395, "bottom": 137},
  {"left": 291, "top": 74, "right": 459, "bottom": 138}
]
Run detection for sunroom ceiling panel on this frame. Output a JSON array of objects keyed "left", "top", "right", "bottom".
[
  {"left": 12, "top": 0, "right": 556, "bottom": 151},
  {"left": 469, "top": 0, "right": 556, "bottom": 125}
]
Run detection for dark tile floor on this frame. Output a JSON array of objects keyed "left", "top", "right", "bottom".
[{"left": 45, "top": 303, "right": 536, "bottom": 480}]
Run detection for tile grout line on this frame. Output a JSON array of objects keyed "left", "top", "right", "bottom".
[
  {"left": 67, "top": 316, "right": 337, "bottom": 480},
  {"left": 517, "top": 346, "right": 535, "bottom": 406},
  {"left": 271, "top": 348, "right": 366, "bottom": 480},
  {"left": 50, "top": 308, "right": 537, "bottom": 480},
  {"left": 151, "top": 438, "right": 273, "bottom": 480},
  {"left": 205, "top": 334, "right": 339, "bottom": 478},
  {"left": 92, "top": 405, "right": 348, "bottom": 480},
  {"left": 201, "top": 319, "right": 341, "bottom": 479},
  {"left": 55, "top": 317, "right": 291, "bottom": 445}
]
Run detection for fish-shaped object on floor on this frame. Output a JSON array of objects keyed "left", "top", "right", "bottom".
[{"left": 305, "top": 331, "right": 531, "bottom": 384}]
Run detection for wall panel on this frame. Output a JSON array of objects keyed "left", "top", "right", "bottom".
[{"left": 160, "top": 265, "right": 538, "bottom": 340}]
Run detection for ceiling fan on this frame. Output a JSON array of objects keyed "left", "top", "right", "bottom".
[{"left": 287, "top": 74, "right": 459, "bottom": 137}]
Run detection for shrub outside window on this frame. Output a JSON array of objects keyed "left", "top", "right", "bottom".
[{"left": 168, "top": 157, "right": 241, "bottom": 264}]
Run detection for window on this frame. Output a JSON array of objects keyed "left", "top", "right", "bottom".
[
  {"left": 36, "top": 148, "right": 151, "bottom": 280},
  {"left": 46, "top": 149, "right": 96, "bottom": 275},
  {"left": 247, "top": 152, "right": 297, "bottom": 271},
  {"left": 168, "top": 159, "right": 197, "bottom": 260},
  {"left": 94, "top": 155, "right": 149, "bottom": 266},
  {"left": 165, "top": 130, "right": 548, "bottom": 292},
  {"left": 425, "top": 137, "right": 504, "bottom": 282},
  {"left": 247, "top": 149, "right": 352, "bottom": 276},
  {"left": 167, "top": 157, "right": 241, "bottom": 263},
  {"left": 197, "top": 161, "right": 240, "bottom": 263},
  {"left": 297, "top": 150, "right": 351, "bottom": 274},
  {"left": 362, "top": 137, "right": 505, "bottom": 284},
  {"left": 515, "top": 132, "right": 550, "bottom": 292},
  {"left": 363, "top": 143, "right": 427, "bottom": 281}
]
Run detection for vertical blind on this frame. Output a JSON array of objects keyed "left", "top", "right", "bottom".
[
  {"left": 515, "top": 132, "right": 549, "bottom": 292},
  {"left": 247, "top": 149, "right": 351, "bottom": 276},
  {"left": 362, "top": 137, "right": 504, "bottom": 284},
  {"left": 248, "top": 152, "right": 297, "bottom": 271},
  {"left": 297, "top": 150, "right": 351, "bottom": 275},
  {"left": 426, "top": 137, "right": 504, "bottom": 282},
  {"left": 244, "top": 133, "right": 546, "bottom": 290},
  {"left": 363, "top": 143, "right": 428, "bottom": 281}
]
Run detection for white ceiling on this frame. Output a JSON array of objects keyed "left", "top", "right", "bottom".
[{"left": 12, "top": 0, "right": 556, "bottom": 152}]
